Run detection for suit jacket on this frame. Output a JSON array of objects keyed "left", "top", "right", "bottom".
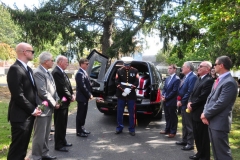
[
  {"left": 162, "top": 74, "right": 180, "bottom": 107},
  {"left": 52, "top": 66, "right": 73, "bottom": 109},
  {"left": 7, "top": 60, "right": 37, "bottom": 122},
  {"left": 33, "top": 65, "right": 59, "bottom": 117},
  {"left": 75, "top": 68, "right": 92, "bottom": 103},
  {"left": 203, "top": 73, "right": 237, "bottom": 132},
  {"left": 189, "top": 74, "right": 214, "bottom": 122},
  {"left": 178, "top": 71, "right": 197, "bottom": 110}
]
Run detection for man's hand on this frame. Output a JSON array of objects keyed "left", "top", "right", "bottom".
[
  {"left": 187, "top": 102, "right": 192, "bottom": 111},
  {"left": 201, "top": 113, "right": 209, "bottom": 125},
  {"left": 55, "top": 104, "right": 60, "bottom": 109},
  {"left": 90, "top": 95, "right": 93, "bottom": 99},
  {"left": 162, "top": 97, "right": 165, "bottom": 101},
  {"left": 71, "top": 95, "right": 76, "bottom": 102},
  {"left": 124, "top": 88, "right": 131, "bottom": 95},
  {"left": 33, "top": 108, "right": 42, "bottom": 116},
  {"left": 177, "top": 101, "right": 182, "bottom": 107}
]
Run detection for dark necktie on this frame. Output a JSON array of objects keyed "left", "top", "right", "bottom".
[
  {"left": 63, "top": 72, "right": 71, "bottom": 84},
  {"left": 27, "top": 66, "right": 35, "bottom": 86}
]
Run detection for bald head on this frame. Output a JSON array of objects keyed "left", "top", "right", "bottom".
[
  {"left": 16, "top": 42, "right": 34, "bottom": 63},
  {"left": 56, "top": 55, "right": 69, "bottom": 70}
]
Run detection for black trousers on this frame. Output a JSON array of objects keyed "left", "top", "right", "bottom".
[
  {"left": 163, "top": 105, "right": 178, "bottom": 134},
  {"left": 54, "top": 108, "right": 68, "bottom": 149},
  {"left": 76, "top": 101, "right": 88, "bottom": 133},
  {"left": 7, "top": 116, "right": 35, "bottom": 160},
  {"left": 193, "top": 120, "right": 210, "bottom": 160}
]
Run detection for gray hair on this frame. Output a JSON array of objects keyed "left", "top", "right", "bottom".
[
  {"left": 185, "top": 61, "right": 194, "bottom": 71},
  {"left": 56, "top": 55, "right": 66, "bottom": 64},
  {"left": 39, "top": 51, "right": 52, "bottom": 64}
]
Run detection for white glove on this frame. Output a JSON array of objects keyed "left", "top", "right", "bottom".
[
  {"left": 122, "top": 92, "right": 128, "bottom": 97},
  {"left": 124, "top": 88, "right": 131, "bottom": 94}
]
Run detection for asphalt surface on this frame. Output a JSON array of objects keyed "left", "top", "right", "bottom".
[{"left": 41, "top": 99, "right": 195, "bottom": 160}]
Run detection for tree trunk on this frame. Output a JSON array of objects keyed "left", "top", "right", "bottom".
[{"left": 102, "top": 17, "right": 113, "bottom": 54}]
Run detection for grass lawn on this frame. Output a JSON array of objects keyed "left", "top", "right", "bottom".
[{"left": 0, "top": 99, "right": 77, "bottom": 160}]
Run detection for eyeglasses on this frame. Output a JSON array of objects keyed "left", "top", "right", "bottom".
[
  {"left": 48, "top": 59, "right": 54, "bottom": 62},
  {"left": 25, "top": 50, "right": 35, "bottom": 54},
  {"left": 213, "top": 63, "right": 220, "bottom": 66},
  {"left": 198, "top": 65, "right": 207, "bottom": 68}
]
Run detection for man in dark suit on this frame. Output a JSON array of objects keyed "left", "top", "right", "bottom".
[
  {"left": 32, "top": 51, "right": 59, "bottom": 160},
  {"left": 160, "top": 64, "right": 180, "bottom": 138},
  {"left": 52, "top": 55, "right": 75, "bottom": 152},
  {"left": 187, "top": 61, "right": 214, "bottom": 160},
  {"left": 201, "top": 56, "right": 238, "bottom": 160},
  {"left": 75, "top": 58, "right": 92, "bottom": 137},
  {"left": 176, "top": 61, "right": 197, "bottom": 151},
  {"left": 7, "top": 42, "right": 42, "bottom": 160}
]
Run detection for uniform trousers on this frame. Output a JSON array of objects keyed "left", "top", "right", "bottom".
[
  {"left": 116, "top": 99, "right": 136, "bottom": 132},
  {"left": 76, "top": 101, "right": 88, "bottom": 133},
  {"left": 7, "top": 116, "right": 35, "bottom": 160}
]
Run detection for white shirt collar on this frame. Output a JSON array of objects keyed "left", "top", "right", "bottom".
[
  {"left": 57, "top": 65, "right": 64, "bottom": 72},
  {"left": 17, "top": 59, "right": 28, "bottom": 70}
]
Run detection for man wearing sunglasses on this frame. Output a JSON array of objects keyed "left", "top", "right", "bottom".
[
  {"left": 201, "top": 56, "right": 237, "bottom": 160},
  {"left": 75, "top": 58, "right": 93, "bottom": 137}
]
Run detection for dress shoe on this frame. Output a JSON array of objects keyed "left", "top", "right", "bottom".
[
  {"left": 64, "top": 143, "right": 72, "bottom": 147},
  {"left": 189, "top": 155, "right": 199, "bottom": 160},
  {"left": 176, "top": 141, "right": 187, "bottom": 146},
  {"left": 50, "top": 129, "right": 55, "bottom": 132},
  {"left": 82, "top": 129, "right": 91, "bottom": 134},
  {"left": 42, "top": 155, "right": 57, "bottom": 160},
  {"left": 159, "top": 130, "right": 169, "bottom": 134},
  {"left": 129, "top": 132, "right": 135, "bottom": 136},
  {"left": 181, "top": 145, "right": 194, "bottom": 151},
  {"left": 167, "top": 134, "right": 176, "bottom": 138},
  {"left": 55, "top": 147, "right": 68, "bottom": 152},
  {"left": 76, "top": 133, "right": 88, "bottom": 137},
  {"left": 115, "top": 130, "right": 122, "bottom": 134}
]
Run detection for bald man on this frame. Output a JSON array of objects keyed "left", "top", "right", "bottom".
[{"left": 7, "top": 42, "right": 42, "bottom": 160}]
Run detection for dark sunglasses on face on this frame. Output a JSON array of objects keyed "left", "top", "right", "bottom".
[
  {"left": 213, "top": 63, "right": 220, "bottom": 66},
  {"left": 26, "top": 50, "right": 35, "bottom": 54}
]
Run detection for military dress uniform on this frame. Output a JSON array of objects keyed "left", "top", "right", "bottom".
[{"left": 115, "top": 66, "right": 139, "bottom": 135}]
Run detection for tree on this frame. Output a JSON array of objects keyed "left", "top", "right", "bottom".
[
  {"left": 4, "top": 0, "right": 172, "bottom": 60},
  {"left": 0, "top": 4, "right": 22, "bottom": 47},
  {"left": 157, "top": 0, "right": 240, "bottom": 67}
]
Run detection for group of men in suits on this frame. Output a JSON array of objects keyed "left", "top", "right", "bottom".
[
  {"left": 7, "top": 42, "right": 93, "bottom": 160},
  {"left": 161, "top": 57, "right": 237, "bottom": 160}
]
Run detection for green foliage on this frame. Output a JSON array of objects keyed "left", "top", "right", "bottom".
[
  {"left": 0, "top": 4, "right": 22, "bottom": 48},
  {"left": 4, "top": 0, "right": 172, "bottom": 59},
  {"left": 158, "top": 0, "right": 240, "bottom": 67}
]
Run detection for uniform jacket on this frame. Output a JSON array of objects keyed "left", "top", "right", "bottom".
[
  {"left": 7, "top": 60, "right": 37, "bottom": 122},
  {"left": 52, "top": 66, "right": 73, "bottom": 109},
  {"left": 115, "top": 66, "right": 139, "bottom": 100},
  {"left": 178, "top": 71, "right": 197, "bottom": 110},
  {"left": 162, "top": 74, "right": 180, "bottom": 107},
  {"left": 203, "top": 73, "right": 237, "bottom": 132},
  {"left": 75, "top": 68, "right": 92, "bottom": 103},
  {"left": 189, "top": 74, "right": 214, "bottom": 122},
  {"left": 33, "top": 65, "right": 59, "bottom": 117}
]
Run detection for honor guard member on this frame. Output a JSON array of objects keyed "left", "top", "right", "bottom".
[{"left": 115, "top": 57, "right": 139, "bottom": 136}]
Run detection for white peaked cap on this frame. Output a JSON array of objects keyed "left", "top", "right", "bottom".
[{"left": 121, "top": 57, "right": 133, "bottom": 64}]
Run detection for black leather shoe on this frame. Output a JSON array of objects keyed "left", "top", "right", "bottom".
[
  {"left": 115, "top": 130, "right": 122, "bottom": 134},
  {"left": 76, "top": 133, "right": 88, "bottom": 137},
  {"left": 64, "top": 143, "right": 72, "bottom": 147},
  {"left": 176, "top": 141, "right": 187, "bottom": 146},
  {"left": 189, "top": 155, "right": 199, "bottom": 160},
  {"left": 42, "top": 155, "right": 57, "bottom": 160},
  {"left": 83, "top": 129, "right": 91, "bottom": 134},
  {"left": 129, "top": 132, "right": 135, "bottom": 136},
  {"left": 55, "top": 147, "right": 68, "bottom": 152},
  {"left": 181, "top": 145, "right": 194, "bottom": 151}
]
